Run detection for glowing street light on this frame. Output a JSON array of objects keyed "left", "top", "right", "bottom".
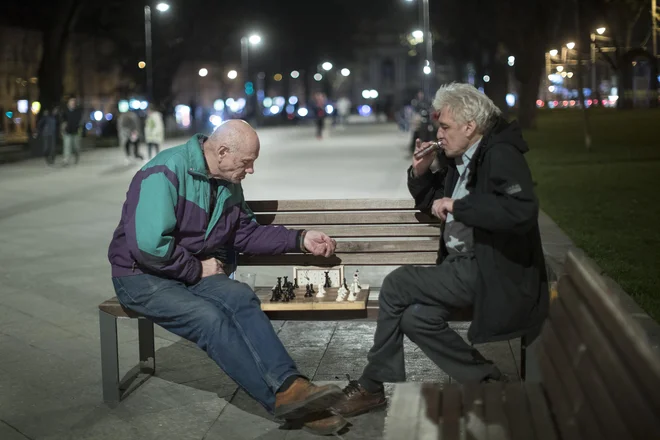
[
  {"left": 322, "top": 62, "right": 333, "bottom": 71},
  {"left": 291, "top": 70, "right": 300, "bottom": 78},
  {"left": 248, "top": 34, "right": 261, "bottom": 45},
  {"left": 199, "top": 68, "right": 208, "bottom": 77},
  {"left": 596, "top": 27, "right": 606, "bottom": 35},
  {"left": 340, "top": 68, "right": 350, "bottom": 76},
  {"left": 549, "top": 49, "right": 559, "bottom": 57},
  {"left": 227, "top": 70, "right": 238, "bottom": 79},
  {"left": 314, "top": 73, "right": 323, "bottom": 81},
  {"left": 144, "top": 2, "right": 170, "bottom": 100},
  {"left": 138, "top": 61, "right": 146, "bottom": 69},
  {"left": 566, "top": 42, "right": 575, "bottom": 50},
  {"left": 508, "top": 56, "right": 515, "bottom": 66},
  {"left": 423, "top": 65, "right": 431, "bottom": 74},
  {"left": 412, "top": 29, "right": 424, "bottom": 40},
  {"left": 156, "top": 2, "right": 170, "bottom": 12},
  {"left": 556, "top": 65, "right": 564, "bottom": 72}
]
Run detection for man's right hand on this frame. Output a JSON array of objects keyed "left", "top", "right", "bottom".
[
  {"left": 200, "top": 258, "right": 224, "bottom": 278},
  {"left": 412, "top": 138, "right": 436, "bottom": 177}
]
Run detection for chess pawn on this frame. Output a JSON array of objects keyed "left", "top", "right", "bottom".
[
  {"left": 353, "top": 270, "right": 361, "bottom": 289},
  {"left": 293, "top": 277, "right": 299, "bottom": 289},
  {"left": 324, "top": 271, "right": 332, "bottom": 288},
  {"left": 316, "top": 283, "right": 325, "bottom": 298},
  {"left": 347, "top": 290, "right": 357, "bottom": 302},
  {"left": 336, "top": 285, "right": 348, "bottom": 302},
  {"left": 283, "top": 276, "right": 289, "bottom": 287}
]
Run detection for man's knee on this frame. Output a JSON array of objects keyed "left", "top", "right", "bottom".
[
  {"left": 379, "top": 266, "right": 414, "bottom": 305},
  {"left": 224, "top": 279, "right": 261, "bottom": 312},
  {"left": 400, "top": 304, "right": 448, "bottom": 337}
]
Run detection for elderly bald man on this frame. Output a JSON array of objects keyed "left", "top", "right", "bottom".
[{"left": 108, "top": 120, "right": 346, "bottom": 435}]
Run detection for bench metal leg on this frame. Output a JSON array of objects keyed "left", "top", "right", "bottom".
[
  {"left": 99, "top": 310, "right": 120, "bottom": 406},
  {"left": 138, "top": 318, "right": 155, "bottom": 374},
  {"left": 520, "top": 335, "right": 527, "bottom": 381}
]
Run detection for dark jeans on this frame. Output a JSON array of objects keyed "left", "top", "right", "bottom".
[
  {"left": 112, "top": 273, "right": 300, "bottom": 413},
  {"left": 42, "top": 134, "right": 56, "bottom": 164},
  {"left": 362, "top": 254, "right": 501, "bottom": 384},
  {"left": 125, "top": 140, "right": 143, "bottom": 160},
  {"left": 147, "top": 142, "right": 160, "bottom": 158}
]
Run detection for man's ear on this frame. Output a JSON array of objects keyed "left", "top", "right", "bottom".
[
  {"left": 217, "top": 145, "right": 229, "bottom": 159},
  {"left": 464, "top": 120, "right": 477, "bottom": 138}
]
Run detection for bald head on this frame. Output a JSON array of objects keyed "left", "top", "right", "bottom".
[{"left": 203, "top": 120, "right": 260, "bottom": 182}]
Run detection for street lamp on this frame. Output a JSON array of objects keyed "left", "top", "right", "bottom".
[
  {"left": 322, "top": 62, "right": 333, "bottom": 71},
  {"left": 566, "top": 42, "right": 576, "bottom": 50},
  {"left": 199, "top": 68, "right": 208, "bottom": 77},
  {"left": 227, "top": 70, "right": 238, "bottom": 79},
  {"left": 412, "top": 29, "right": 424, "bottom": 41},
  {"left": 144, "top": 2, "right": 169, "bottom": 102},
  {"left": 241, "top": 33, "right": 261, "bottom": 80},
  {"left": 596, "top": 27, "right": 606, "bottom": 35},
  {"left": 405, "top": 0, "right": 433, "bottom": 97},
  {"left": 340, "top": 68, "right": 350, "bottom": 77},
  {"left": 549, "top": 49, "right": 558, "bottom": 57},
  {"left": 291, "top": 70, "right": 300, "bottom": 79}
]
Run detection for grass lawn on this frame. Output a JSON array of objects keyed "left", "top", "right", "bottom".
[{"left": 523, "top": 108, "right": 660, "bottom": 322}]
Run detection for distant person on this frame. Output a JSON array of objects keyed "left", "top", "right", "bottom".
[
  {"left": 336, "top": 97, "right": 351, "bottom": 128},
  {"left": 118, "top": 110, "right": 143, "bottom": 162},
  {"left": 409, "top": 91, "right": 435, "bottom": 155},
  {"left": 62, "top": 98, "right": 83, "bottom": 166},
  {"left": 37, "top": 107, "right": 58, "bottom": 165},
  {"left": 108, "top": 120, "right": 347, "bottom": 436},
  {"left": 145, "top": 106, "right": 164, "bottom": 159},
  {"left": 333, "top": 83, "right": 548, "bottom": 418},
  {"left": 312, "top": 92, "right": 327, "bottom": 139}
]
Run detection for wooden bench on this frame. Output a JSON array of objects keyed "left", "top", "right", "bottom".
[
  {"left": 98, "top": 199, "right": 530, "bottom": 405},
  {"left": 384, "top": 248, "right": 660, "bottom": 440}
]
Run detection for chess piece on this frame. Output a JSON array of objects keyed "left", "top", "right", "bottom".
[
  {"left": 324, "top": 271, "right": 332, "bottom": 288},
  {"left": 353, "top": 270, "right": 361, "bottom": 289},
  {"left": 305, "top": 284, "right": 313, "bottom": 298},
  {"left": 288, "top": 284, "right": 296, "bottom": 299},
  {"left": 316, "top": 283, "right": 326, "bottom": 298},
  {"left": 347, "top": 290, "right": 357, "bottom": 302},
  {"left": 343, "top": 278, "right": 349, "bottom": 290},
  {"left": 309, "top": 283, "right": 315, "bottom": 294},
  {"left": 270, "top": 286, "right": 278, "bottom": 302},
  {"left": 336, "top": 284, "right": 348, "bottom": 302},
  {"left": 293, "top": 277, "right": 299, "bottom": 289},
  {"left": 283, "top": 276, "right": 289, "bottom": 287}
]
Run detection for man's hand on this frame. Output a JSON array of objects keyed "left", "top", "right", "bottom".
[
  {"left": 431, "top": 197, "right": 454, "bottom": 221},
  {"left": 412, "top": 138, "right": 436, "bottom": 177},
  {"left": 303, "top": 230, "right": 337, "bottom": 257},
  {"left": 200, "top": 258, "right": 224, "bottom": 278}
]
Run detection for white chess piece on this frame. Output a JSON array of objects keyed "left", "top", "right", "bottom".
[
  {"left": 350, "top": 280, "right": 361, "bottom": 294},
  {"left": 316, "top": 283, "right": 326, "bottom": 298},
  {"left": 347, "top": 289, "right": 357, "bottom": 302},
  {"left": 336, "top": 285, "right": 348, "bottom": 302}
]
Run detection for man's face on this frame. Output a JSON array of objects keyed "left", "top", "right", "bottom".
[
  {"left": 434, "top": 108, "right": 476, "bottom": 158},
  {"left": 212, "top": 143, "right": 259, "bottom": 183},
  {"left": 67, "top": 98, "right": 76, "bottom": 110}
]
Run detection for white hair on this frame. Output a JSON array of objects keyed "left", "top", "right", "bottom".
[{"left": 432, "top": 83, "right": 501, "bottom": 133}]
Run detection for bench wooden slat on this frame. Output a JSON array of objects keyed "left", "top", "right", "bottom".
[
  {"left": 292, "top": 225, "right": 441, "bottom": 237},
  {"left": 539, "top": 343, "right": 584, "bottom": 440},
  {"left": 483, "top": 382, "right": 511, "bottom": 440},
  {"left": 462, "top": 383, "right": 486, "bottom": 440},
  {"left": 335, "top": 240, "right": 438, "bottom": 253},
  {"left": 417, "top": 383, "right": 442, "bottom": 439},
  {"left": 255, "top": 211, "right": 439, "bottom": 226},
  {"left": 557, "top": 278, "right": 659, "bottom": 438},
  {"left": 540, "top": 321, "right": 605, "bottom": 439},
  {"left": 503, "top": 383, "right": 536, "bottom": 440},
  {"left": 564, "top": 250, "right": 660, "bottom": 416},
  {"left": 440, "top": 383, "right": 462, "bottom": 440},
  {"left": 237, "top": 252, "right": 438, "bottom": 266},
  {"left": 549, "top": 289, "right": 633, "bottom": 440},
  {"left": 524, "top": 384, "right": 559, "bottom": 440},
  {"left": 247, "top": 199, "right": 417, "bottom": 212}
]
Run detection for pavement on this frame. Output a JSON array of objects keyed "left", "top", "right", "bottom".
[{"left": 0, "top": 123, "right": 574, "bottom": 440}]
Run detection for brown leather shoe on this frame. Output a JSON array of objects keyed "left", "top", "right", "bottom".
[
  {"left": 289, "top": 411, "right": 348, "bottom": 436},
  {"left": 332, "top": 378, "right": 387, "bottom": 418},
  {"left": 274, "top": 378, "right": 343, "bottom": 420}
]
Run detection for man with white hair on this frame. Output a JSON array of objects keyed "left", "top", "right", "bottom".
[
  {"left": 334, "top": 83, "right": 548, "bottom": 417},
  {"left": 108, "top": 120, "right": 348, "bottom": 435}
]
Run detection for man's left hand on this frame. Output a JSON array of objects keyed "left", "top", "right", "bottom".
[
  {"left": 431, "top": 197, "right": 454, "bottom": 221},
  {"left": 303, "top": 230, "right": 337, "bottom": 257}
]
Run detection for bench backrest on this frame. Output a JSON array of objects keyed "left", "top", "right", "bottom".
[
  {"left": 539, "top": 249, "right": 660, "bottom": 440},
  {"left": 237, "top": 199, "right": 441, "bottom": 267}
]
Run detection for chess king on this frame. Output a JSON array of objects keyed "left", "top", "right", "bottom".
[
  {"left": 108, "top": 120, "right": 347, "bottom": 435},
  {"left": 332, "top": 83, "right": 548, "bottom": 418}
]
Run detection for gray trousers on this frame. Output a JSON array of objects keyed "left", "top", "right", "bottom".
[{"left": 362, "top": 254, "right": 501, "bottom": 384}]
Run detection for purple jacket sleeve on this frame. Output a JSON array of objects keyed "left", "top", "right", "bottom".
[{"left": 233, "top": 200, "right": 302, "bottom": 254}]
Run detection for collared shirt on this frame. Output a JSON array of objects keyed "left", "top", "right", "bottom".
[{"left": 444, "top": 138, "right": 481, "bottom": 254}]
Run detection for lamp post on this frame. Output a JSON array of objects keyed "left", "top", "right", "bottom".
[
  {"left": 240, "top": 34, "right": 261, "bottom": 87},
  {"left": 144, "top": 2, "right": 169, "bottom": 102},
  {"left": 406, "top": 0, "right": 433, "bottom": 97}
]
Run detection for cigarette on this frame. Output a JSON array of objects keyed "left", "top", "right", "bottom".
[{"left": 414, "top": 141, "right": 443, "bottom": 159}]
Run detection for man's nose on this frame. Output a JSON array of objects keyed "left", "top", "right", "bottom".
[{"left": 246, "top": 166, "right": 254, "bottom": 174}]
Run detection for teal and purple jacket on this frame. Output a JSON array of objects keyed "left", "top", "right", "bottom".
[{"left": 108, "top": 134, "right": 302, "bottom": 284}]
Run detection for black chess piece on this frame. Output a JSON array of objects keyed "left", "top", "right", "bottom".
[
  {"left": 304, "top": 284, "right": 312, "bottom": 298},
  {"left": 277, "top": 277, "right": 283, "bottom": 290},
  {"left": 324, "top": 271, "right": 331, "bottom": 288},
  {"left": 288, "top": 284, "right": 296, "bottom": 299},
  {"left": 283, "top": 276, "right": 289, "bottom": 287},
  {"left": 343, "top": 277, "right": 348, "bottom": 290},
  {"left": 270, "top": 286, "right": 281, "bottom": 302},
  {"left": 309, "top": 283, "right": 315, "bottom": 294},
  {"left": 293, "top": 277, "right": 299, "bottom": 289}
]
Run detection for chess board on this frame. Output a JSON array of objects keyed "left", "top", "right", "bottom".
[{"left": 256, "top": 285, "right": 370, "bottom": 311}]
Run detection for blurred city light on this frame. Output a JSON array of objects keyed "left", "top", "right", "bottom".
[
  {"left": 175, "top": 105, "right": 191, "bottom": 127},
  {"left": 274, "top": 73, "right": 283, "bottom": 81},
  {"left": 140, "top": 101, "right": 148, "bottom": 110},
  {"left": 423, "top": 66, "right": 431, "bottom": 74},
  {"left": 567, "top": 72, "right": 574, "bottom": 78},
  {"left": 156, "top": 2, "right": 170, "bottom": 12},
  {"left": 118, "top": 100, "right": 129, "bottom": 113},
  {"left": 341, "top": 68, "right": 350, "bottom": 76},
  {"left": 566, "top": 42, "right": 575, "bottom": 50},
  {"left": 322, "top": 62, "right": 333, "bottom": 71},
  {"left": 209, "top": 115, "right": 223, "bottom": 126},
  {"left": 508, "top": 56, "right": 515, "bottom": 66},
  {"left": 17, "top": 100, "right": 28, "bottom": 114},
  {"left": 370, "top": 89, "right": 379, "bottom": 98},
  {"left": 548, "top": 85, "right": 556, "bottom": 92},
  {"left": 263, "top": 97, "right": 273, "bottom": 108},
  {"left": 198, "top": 68, "right": 208, "bottom": 77},
  {"left": 291, "top": 70, "right": 300, "bottom": 79},
  {"left": 249, "top": 34, "right": 261, "bottom": 45},
  {"left": 325, "top": 104, "right": 334, "bottom": 114},
  {"left": 549, "top": 49, "right": 558, "bottom": 57},
  {"left": 536, "top": 100, "right": 545, "bottom": 108},
  {"left": 288, "top": 96, "right": 298, "bottom": 105},
  {"left": 245, "top": 81, "right": 254, "bottom": 95},
  {"left": 412, "top": 30, "right": 424, "bottom": 40},
  {"left": 556, "top": 65, "right": 564, "bottom": 72},
  {"left": 227, "top": 70, "right": 238, "bottom": 79},
  {"left": 506, "top": 94, "right": 516, "bottom": 107},
  {"left": 85, "top": 122, "right": 92, "bottom": 130},
  {"left": 286, "top": 105, "right": 295, "bottom": 114},
  {"left": 31, "top": 101, "right": 41, "bottom": 115},
  {"left": 297, "top": 107, "right": 309, "bottom": 117},
  {"left": 93, "top": 111, "right": 103, "bottom": 121},
  {"left": 214, "top": 99, "right": 225, "bottom": 111},
  {"left": 138, "top": 61, "right": 146, "bottom": 69},
  {"left": 270, "top": 105, "right": 281, "bottom": 114},
  {"left": 358, "top": 105, "right": 372, "bottom": 116},
  {"left": 362, "top": 90, "right": 370, "bottom": 99},
  {"left": 314, "top": 73, "right": 322, "bottom": 81},
  {"left": 596, "top": 27, "right": 606, "bottom": 35},
  {"left": 483, "top": 75, "right": 490, "bottom": 83},
  {"left": 105, "top": 113, "right": 113, "bottom": 121},
  {"left": 274, "top": 96, "right": 286, "bottom": 107}
]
